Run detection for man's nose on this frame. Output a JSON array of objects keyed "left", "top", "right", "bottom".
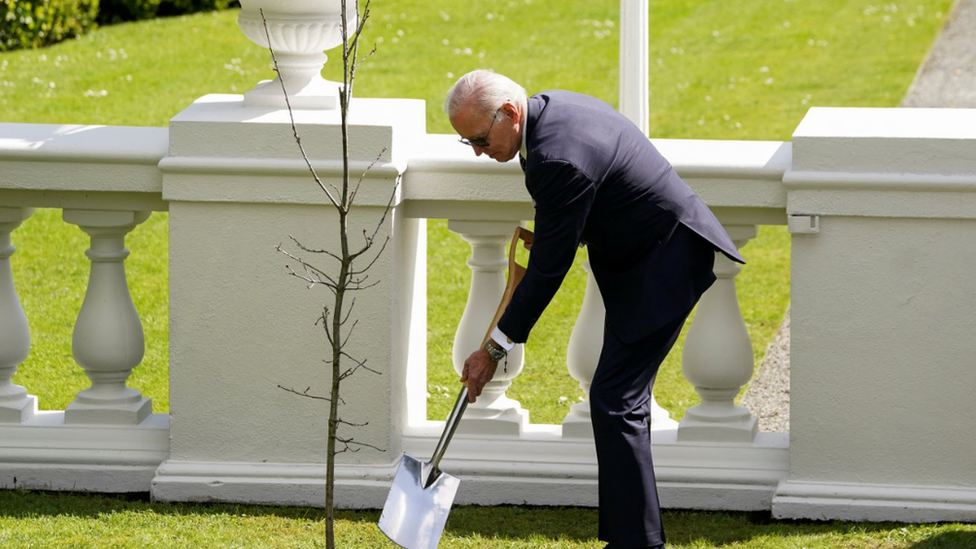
[{"left": 473, "top": 145, "right": 486, "bottom": 156}]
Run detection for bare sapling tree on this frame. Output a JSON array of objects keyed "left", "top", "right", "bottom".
[{"left": 259, "top": 2, "right": 393, "bottom": 547}]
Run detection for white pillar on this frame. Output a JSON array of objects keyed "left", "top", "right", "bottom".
[
  {"left": 63, "top": 209, "right": 152, "bottom": 425},
  {"left": 563, "top": 260, "right": 676, "bottom": 438},
  {"left": 0, "top": 207, "right": 37, "bottom": 423},
  {"left": 678, "top": 225, "right": 758, "bottom": 442},
  {"left": 448, "top": 219, "right": 529, "bottom": 435},
  {"left": 619, "top": 0, "right": 649, "bottom": 135}
]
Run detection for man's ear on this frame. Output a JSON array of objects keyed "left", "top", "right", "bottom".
[{"left": 500, "top": 101, "right": 520, "bottom": 123}]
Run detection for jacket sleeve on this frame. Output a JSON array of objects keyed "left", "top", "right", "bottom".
[{"left": 497, "top": 159, "right": 596, "bottom": 343}]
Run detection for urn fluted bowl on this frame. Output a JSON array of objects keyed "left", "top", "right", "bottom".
[{"left": 237, "top": 0, "right": 356, "bottom": 109}]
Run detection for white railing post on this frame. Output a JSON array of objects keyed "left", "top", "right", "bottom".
[
  {"left": 63, "top": 209, "right": 152, "bottom": 425},
  {"left": 448, "top": 219, "right": 529, "bottom": 435},
  {"left": 0, "top": 207, "right": 37, "bottom": 423},
  {"left": 678, "top": 225, "right": 758, "bottom": 442},
  {"left": 563, "top": 260, "right": 676, "bottom": 438},
  {"left": 619, "top": 0, "right": 649, "bottom": 135}
]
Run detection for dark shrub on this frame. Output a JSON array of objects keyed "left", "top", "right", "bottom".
[
  {"left": 157, "top": 0, "right": 237, "bottom": 16},
  {"left": 95, "top": 0, "right": 161, "bottom": 24},
  {"left": 0, "top": 0, "right": 99, "bottom": 52}
]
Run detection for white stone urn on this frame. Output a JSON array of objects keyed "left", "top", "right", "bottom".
[{"left": 237, "top": 0, "right": 356, "bottom": 109}]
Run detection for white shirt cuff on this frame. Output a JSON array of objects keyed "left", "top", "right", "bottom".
[{"left": 490, "top": 326, "right": 516, "bottom": 351}]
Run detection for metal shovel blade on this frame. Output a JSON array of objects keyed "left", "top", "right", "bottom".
[
  {"left": 378, "top": 454, "right": 460, "bottom": 549},
  {"left": 379, "top": 388, "right": 468, "bottom": 549},
  {"left": 380, "top": 387, "right": 468, "bottom": 549}
]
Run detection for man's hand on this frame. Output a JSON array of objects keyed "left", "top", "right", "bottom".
[{"left": 461, "top": 348, "right": 499, "bottom": 403}]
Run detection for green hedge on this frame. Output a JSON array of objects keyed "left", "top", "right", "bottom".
[
  {"left": 0, "top": 0, "right": 99, "bottom": 52},
  {"left": 97, "top": 0, "right": 236, "bottom": 24},
  {"left": 158, "top": 0, "right": 237, "bottom": 17},
  {"left": 95, "top": 0, "right": 160, "bottom": 24},
  {"left": 0, "top": 0, "right": 236, "bottom": 50}
]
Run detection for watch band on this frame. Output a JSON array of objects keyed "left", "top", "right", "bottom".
[{"left": 484, "top": 339, "right": 507, "bottom": 362}]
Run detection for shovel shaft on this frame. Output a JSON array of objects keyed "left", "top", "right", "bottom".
[{"left": 430, "top": 386, "right": 469, "bottom": 470}]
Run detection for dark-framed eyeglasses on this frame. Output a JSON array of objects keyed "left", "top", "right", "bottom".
[{"left": 459, "top": 109, "right": 501, "bottom": 148}]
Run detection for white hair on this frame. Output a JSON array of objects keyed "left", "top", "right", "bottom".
[{"left": 444, "top": 69, "right": 527, "bottom": 118}]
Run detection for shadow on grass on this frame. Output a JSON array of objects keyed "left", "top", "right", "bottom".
[
  {"left": 0, "top": 490, "right": 333, "bottom": 521},
  {"left": 3, "top": 491, "right": 975, "bottom": 548},
  {"left": 442, "top": 508, "right": 976, "bottom": 548},
  {"left": 908, "top": 530, "right": 976, "bottom": 549}
]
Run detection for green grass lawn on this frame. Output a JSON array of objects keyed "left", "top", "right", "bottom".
[
  {"left": 3, "top": 1, "right": 952, "bottom": 424},
  {"left": 2, "top": 491, "right": 975, "bottom": 549}
]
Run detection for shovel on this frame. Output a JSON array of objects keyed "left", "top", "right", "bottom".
[{"left": 378, "top": 226, "right": 533, "bottom": 549}]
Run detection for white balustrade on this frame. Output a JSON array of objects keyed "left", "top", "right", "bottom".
[
  {"left": 0, "top": 207, "right": 37, "bottom": 423},
  {"left": 237, "top": 0, "right": 351, "bottom": 109},
  {"left": 63, "top": 209, "right": 153, "bottom": 425},
  {"left": 678, "top": 225, "right": 759, "bottom": 442},
  {"left": 448, "top": 219, "right": 529, "bottom": 435},
  {"left": 563, "top": 260, "right": 677, "bottom": 438}
]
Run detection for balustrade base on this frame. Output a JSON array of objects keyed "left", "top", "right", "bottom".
[
  {"left": 0, "top": 395, "right": 37, "bottom": 423},
  {"left": 457, "top": 407, "right": 530, "bottom": 436},
  {"left": 563, "top": 413, "right": 679, "bottom": 439},
  {"left": 561, "top": 410, "right": 593, "bottom": 438},
  {"left": 677, "top": 405, "right": 759, "bottom": 443},
  {"left": 152, "top": 427, "right": 789, "bottom": 510},
  {"left": 64, "top": 397, "right": 152, "bottom": 426},
  {"left": 772, "top": 480, "right": 976, "bottom": 523},
  {"left": 0, "top": 412, "right": 168, "bottom": 493},
  {"left": 152, "top": 459, "right": 394, "bottom": 508}
]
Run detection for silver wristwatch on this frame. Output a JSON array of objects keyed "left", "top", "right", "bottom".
[{"left": 484, "top": 339, "right": 507, "bottom": 362}]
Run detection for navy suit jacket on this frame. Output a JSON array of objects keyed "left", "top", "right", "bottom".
[{"left": 497, "top": 91, "right": 745, "bottom": 344}]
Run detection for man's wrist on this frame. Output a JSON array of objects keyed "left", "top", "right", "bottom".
[{"left": 483, "top": 339, "right": 507, "bottom": 362}]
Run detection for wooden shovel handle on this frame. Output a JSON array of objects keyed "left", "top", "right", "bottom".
[{"left": 481, "top": 226, "right": 534, "bottom": 346}]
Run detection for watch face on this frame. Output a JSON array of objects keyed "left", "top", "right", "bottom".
[{"left": 485, "top": 342, "right": 506, "bottom": 361}]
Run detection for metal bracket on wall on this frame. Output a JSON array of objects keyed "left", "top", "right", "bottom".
[{"left": 788, "top": 214, "right": 821, "bottom": 234}]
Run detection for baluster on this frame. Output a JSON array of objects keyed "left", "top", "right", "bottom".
[
  {"left": 448, "top": 220, "right": 529, "bottom": 435},
  {"left": 0, "top": 207, "right": 37, "bottom": 423},
  {"left": 63, "top": 210, "right": 152, "bottom": 425},
  {"left": 678, "top": 225, "right": 758, "bottom": 442},
  {"left": 563, "top": 260, "right": 676, "bottom": 438}
]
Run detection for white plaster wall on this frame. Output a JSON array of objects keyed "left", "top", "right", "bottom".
[
  {"left": 162, "top": 95, "right": 427, "bottom": 476},
  {"left": 791, "top": 215, "right": 976, "bottom": 486},
  {"left": 168, "top": 200, "right": 401, "bottom": 465}
]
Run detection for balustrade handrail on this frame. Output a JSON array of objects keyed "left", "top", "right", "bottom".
[
  {"left": 0, "top": 123, "right": 169, "bottom": 212},
  {"left": 401, "top": 133, "right": 791, "bottom": 223},
  {"left": 0, "top": 123, "right": 791, "bottom": 218}
]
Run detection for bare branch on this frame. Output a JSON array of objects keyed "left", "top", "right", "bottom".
[
  {"left": 315, "top": 308, "right": 336, "bottom": 347},
  {"left": 347, "top": 1, "right": 372, "bottom": 56},
  {"left": 335, "top": 435, "right": 385, "bottom": 454},
  {"left": 349, "top": 235, "right": 391, "bottom": 276},
  {"left": 259, "top": 9, "right": 342, "bottom": 208},
  {"left": 340, "top": 319, "right": 359, "bottom": 349},
  {"left": 339, "top": 298, "right": 356, "bottom": 325},
  {"left": 347, "top": 278, "right": 382, "bottom": 292},
  {"left": 278, "top": 385, "right": 331, "bottom": 402},
  {"left": 348, "top": 146, "right": 387, "bottom": 207},
  {"left": 349, "top": 173, "right": 401, "bottom": 264},
  {"left": 276, "top": 243, "right": 341, "bottom": 290},
  {"left": 288, "top": 235, "right": 343, "bottom": 264},
  {"left": 338, "top": 354, "right": 382, "bottom": 381}
]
